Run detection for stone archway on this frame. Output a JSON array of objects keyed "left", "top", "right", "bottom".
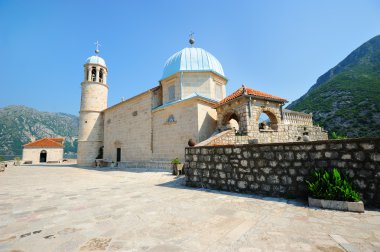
[
  {"left": 257, "top": 110, "right": 279, "bottom": 130},
  {"left": 221, "top": 111, "right": 240, "bottom": 131},
  {"left": 40, "top": 150, "right": 47, "bottom": 163}
]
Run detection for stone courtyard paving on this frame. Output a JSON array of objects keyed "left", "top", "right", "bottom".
[{"left": 0, "top": 165, "right": 379, "bottom": 252}]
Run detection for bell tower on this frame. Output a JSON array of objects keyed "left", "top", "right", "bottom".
[{"left": 77, "top": 42, "right": 108, "bottom": 166}]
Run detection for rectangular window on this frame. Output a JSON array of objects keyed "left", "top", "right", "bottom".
[
  {"left": 168, "top": 85, "right": 175, "bottom": 102},
  {"left": 215, "top": 84, "right": 223, "bottom": 100}
]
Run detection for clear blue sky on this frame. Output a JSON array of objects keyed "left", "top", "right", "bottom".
[{"left": 1, "top": 0, "right": 379, "bottom": 115}]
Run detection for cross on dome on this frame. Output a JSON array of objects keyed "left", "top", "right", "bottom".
[
  {"left": 189, "top": 32, "right": 195, "bottom": 46},
  {"left": 94, "top": 41, "right": 101, "bottom": 54}
]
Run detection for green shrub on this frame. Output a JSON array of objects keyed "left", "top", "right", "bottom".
[
  {"left": 306, "top": 168, "right": 361, "bottom": 202},
  {"left": 171, "top": 158, "right": 181, "bottom": 165},
  {"left": 0, "top": 156, "right": 4, "bottom": 162},
  {"left": 330, "top": 132, "right": 347, "bottom": 140}
]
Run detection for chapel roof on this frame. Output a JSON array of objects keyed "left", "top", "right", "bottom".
[
  {"left": 217, "top": 86, "right": 288, "bottom": 106},
  {"left": 23, "top": 138, "right": 64, "bottom": 148}
]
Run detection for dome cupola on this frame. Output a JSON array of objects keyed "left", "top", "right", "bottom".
[
  {"left": 161, "top": 36, "right": 225, "bottom": 80},
  {"left": 86, "top": 55, "right": 106, "bottom": 67}
]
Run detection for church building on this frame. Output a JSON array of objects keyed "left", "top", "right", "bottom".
[{"left": 77, "top": 37, "right": 327, "bottom": 167}]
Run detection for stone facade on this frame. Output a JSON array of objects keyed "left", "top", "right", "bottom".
[
  {"left": 101, "top": 85, "right": 219, "bottom": 166},
  {"left": 185, "top": 138, "right": 380, "bottom": 207},
  {"left": 22, "top": 147, "right": 63, "bottom": 163}
]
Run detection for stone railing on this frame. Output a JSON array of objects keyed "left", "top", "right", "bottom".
[
  {"left": 185, "top": 138, "right": 380, "bottom": 207},
  {"left": 282, "top": 109, "right": 313, "bottom": 126}
]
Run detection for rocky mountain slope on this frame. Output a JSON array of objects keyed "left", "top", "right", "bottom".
[
  {"left": 287, "top": 35, "right": 380, "bottom": 137},
  {"left": 0, "top": 105, "right": 78, "bottom": 159}
]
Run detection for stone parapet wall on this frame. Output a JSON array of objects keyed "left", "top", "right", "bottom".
[{"left": 185, "top": 138, "right": 380, "bottom": 207}]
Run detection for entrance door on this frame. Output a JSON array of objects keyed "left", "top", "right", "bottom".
[
  {"left": 40, "top": 150, "right": 47, "bottom": 163},
  {"left": 116, "top": 148, "right": 121, "bottom": 162}
]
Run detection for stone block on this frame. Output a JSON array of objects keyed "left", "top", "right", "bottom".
[
  {"left": 246, "top": 175, "right": 254, "bottom": 182},
  {"left": 324, "top": 151, "right": 339, "bottom": 159},
  {"left": 215, "top": 163, "right": 223, "bottom": 170},
  {"left": 364, "top": 162, "right": 375, "bottom": 170},
  {"left": 279, "top": 161, "right": 291, "bottom": 168},
  {"left": 296, "top": 176, "right": 304, "bottom": 182},
  {"left": 281, "top": 176, "right": 292, "bottom": 185},
  {"left": 261, "top": 184, "right": 271, "bottom": 192},
  {"left": 250, "top": 183, "right": 260, "bottom": 190},
  {"left": 330, "top": 143, "right": 343, "bottom": 150},
  {"left": 197, "top": 163, "right": 207, "bottom": 169},
  {"left": 233, "top": 148, "right": 241, "bottom": 154},
  {"left": 267, "top": 175, "right": 279, "bottom": 184},
  {"left": 345, "top": 143, "right": 358, "bottom": 150},
  {"left": 370, "top": 153, "right": 380, "bottom": 161},
  {"left": 310, "top": 152, "right": 322, "bottom": 159},
  {"left": 221, "top": 155, "right": 229, "bottom": 162},
  {"left": 360, "top": 143, "right": 375, "bottom": 150},
  {"left": 354, "top": 151, "right": 365, "bottom": 161},
  {"left": 241, "top": 160, "right": 248, "bottom": 167},
  {"left": 276, "top": 153, "right": 283, "bottom": 160},
  {"left": 252, "top": 152, "right": 261, "bottom": 158},
  {"left": 243, "top": 151, "right": 251, "bottom": 158},
  {"left": 295, "top": 152, "right": 308, "bottom": 160},
  {"left": 358, "top": 170, "right": 372, "bottom": 178},
  {"left": 256, "top": 160, "right": 267, "bottom": 167},
  {"left": 341, "top": 154, "right": 352, "bottom": 160},
  {"left": 263, "top": 152, "right": 275, "bottom": 159},
  {"left": 269, "top": 160, "right": 278, "bottom": 167},
  {"left": 237, "top": 181, "right": 247, "bottom": 189},
  {"left": 224, "top": 163, "right": 232, "bottom": 172},
  {"left": 284, "top": 152, "right": 294, "bottom": 160},
  {"left": 257, "top": 175, "right": 266, "bottom": 182},
  {"left": 315, "top": 144, "right": 326, "bottom": 150},
  {"left": 261, "top": 167, "right": 272, "bottom": 174},
  {"left": 201, "top": 148, "right": 209, "bottom": 155},
  {"left": 289, "top": 168, "right": 296, "bottom": 176}
]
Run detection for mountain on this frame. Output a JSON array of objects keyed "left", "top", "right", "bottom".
[
  {"left": 0, "top": 105, "right": 78, "bottom": 160},
  {"left": 287, "top": 35, "right": 380, "bottom": 138}
]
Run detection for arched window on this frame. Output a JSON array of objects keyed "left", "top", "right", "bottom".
[
  {"left": 99, "top": 69, "right": 104, "bottom": 83},
  {"left": 258, "top": 111, "right": 278, "bottom": 131},
  {"left": 91, "top": 67, "right": 96, "bottom": 82}
]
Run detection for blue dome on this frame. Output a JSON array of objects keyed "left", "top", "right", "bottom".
[
  {"left": 162, "top": 47, "right": 225, "bottom": 79},
  {"left": 86, "top": 55, "right": 106, "bottom": 67}
]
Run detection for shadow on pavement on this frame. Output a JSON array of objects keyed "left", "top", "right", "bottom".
[{"left": 157, "top": 175, "right": 309, "bottom": 208}]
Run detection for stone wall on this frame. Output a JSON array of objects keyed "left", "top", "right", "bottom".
[{"left": 185, "top": 138, "right": 380, "bottom": 207}]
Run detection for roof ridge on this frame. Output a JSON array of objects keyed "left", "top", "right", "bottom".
[{"left": 217, "top": 85, "right": 287, "bottom": 107}]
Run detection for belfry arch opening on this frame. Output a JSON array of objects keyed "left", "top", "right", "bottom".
[
  {"left": 91, "top": 67, "right": 96, "bottom": 81},
  {"left": 258, "top": 111, "right": 278, "bottom": 130},
  {"left": 99, "top": 69, "right": 104, "bottom": 83},
  {"left": 222, "top": 112, "right": 240, "bottom": 131}
]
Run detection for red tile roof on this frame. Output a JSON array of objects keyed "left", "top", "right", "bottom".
[
  {"left": 218, "top": 86, "right": 287, "bottom": 106},
  {"left": 23, "top": 138, "right": 64, "bottom": 148}
]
